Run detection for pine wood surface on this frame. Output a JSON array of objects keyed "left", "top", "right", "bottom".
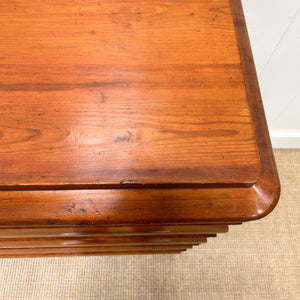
[{"left": 0, "top": 0, "right": 280, "bottom": 256}]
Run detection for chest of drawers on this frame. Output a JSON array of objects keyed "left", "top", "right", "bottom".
[{"left": 0, "top": 0, "right": 280, "bottom": 256}]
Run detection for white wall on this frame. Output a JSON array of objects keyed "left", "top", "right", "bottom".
[{"left": 242, "top": 0, "right": 300, "bottom": 148}]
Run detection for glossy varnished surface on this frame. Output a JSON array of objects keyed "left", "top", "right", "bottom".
[
  {"left": 0, "top": 0, "right": 280, "bottom": 256},
  {"left": 0, "top": 234, "right": 207, "bottom": 248},
  {"left": 0, "top": 224, "right": 228, "bottom": 238},
  {"left": 0, "top": 0, "right": 260, "bottom": 189}
]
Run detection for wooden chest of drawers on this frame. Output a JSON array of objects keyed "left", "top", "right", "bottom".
[{"left": 0, "top": 0, "right": 280, "bottom": 256}]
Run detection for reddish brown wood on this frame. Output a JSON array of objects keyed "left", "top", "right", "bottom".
[
  {"left": 0, "top": 224, "right": 228, "bottom": 238},
  {"left": 0, "top": 235, "right": 206, "bottom": 249},
  {"left": 0, "top": 0, "right": 260, "bottom": 190},
  {"left": 0, "top": 245, "right": 192, "bottom": 254},
  {"left": 0, "top": 250, "right": 184, "bottom": 258},
  {"left": 0, "top": 187, "right": 277, "bottom": 225},
  {"left": 0, "top": 0, "right": 280, "bottom": 256},
  {"left": 229, "top": 0, "right": 281, "bottom": 218}
]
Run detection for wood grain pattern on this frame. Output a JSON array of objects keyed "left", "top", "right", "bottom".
[
  {"left": 0, "top": 0, "right": 260, "bottom": 189},
  {"left": 0, "top": 0, "right": 280, "bottom": 256}
]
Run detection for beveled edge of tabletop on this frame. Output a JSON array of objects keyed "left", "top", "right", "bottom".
[
  {"left": 229, "top": 0, "right": 281, "bottom": 219},
  {"left": 0, "top": 0, "right": 280, "bottom": 225}
]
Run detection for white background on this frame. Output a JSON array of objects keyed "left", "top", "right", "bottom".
[{"left": 242, "top": 0, "right": 300, "bottom": 148}]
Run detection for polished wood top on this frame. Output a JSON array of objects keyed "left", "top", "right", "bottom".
[
  {"left": 0, "top": 0, "right": 260, "bottom": 190},
  {"left": 0, "top": 0, "right": 280, "bottom": 227}
]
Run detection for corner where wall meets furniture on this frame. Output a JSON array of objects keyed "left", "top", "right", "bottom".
[{"left": 0, "top": 0, "right": 280, "bottom": 257}]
